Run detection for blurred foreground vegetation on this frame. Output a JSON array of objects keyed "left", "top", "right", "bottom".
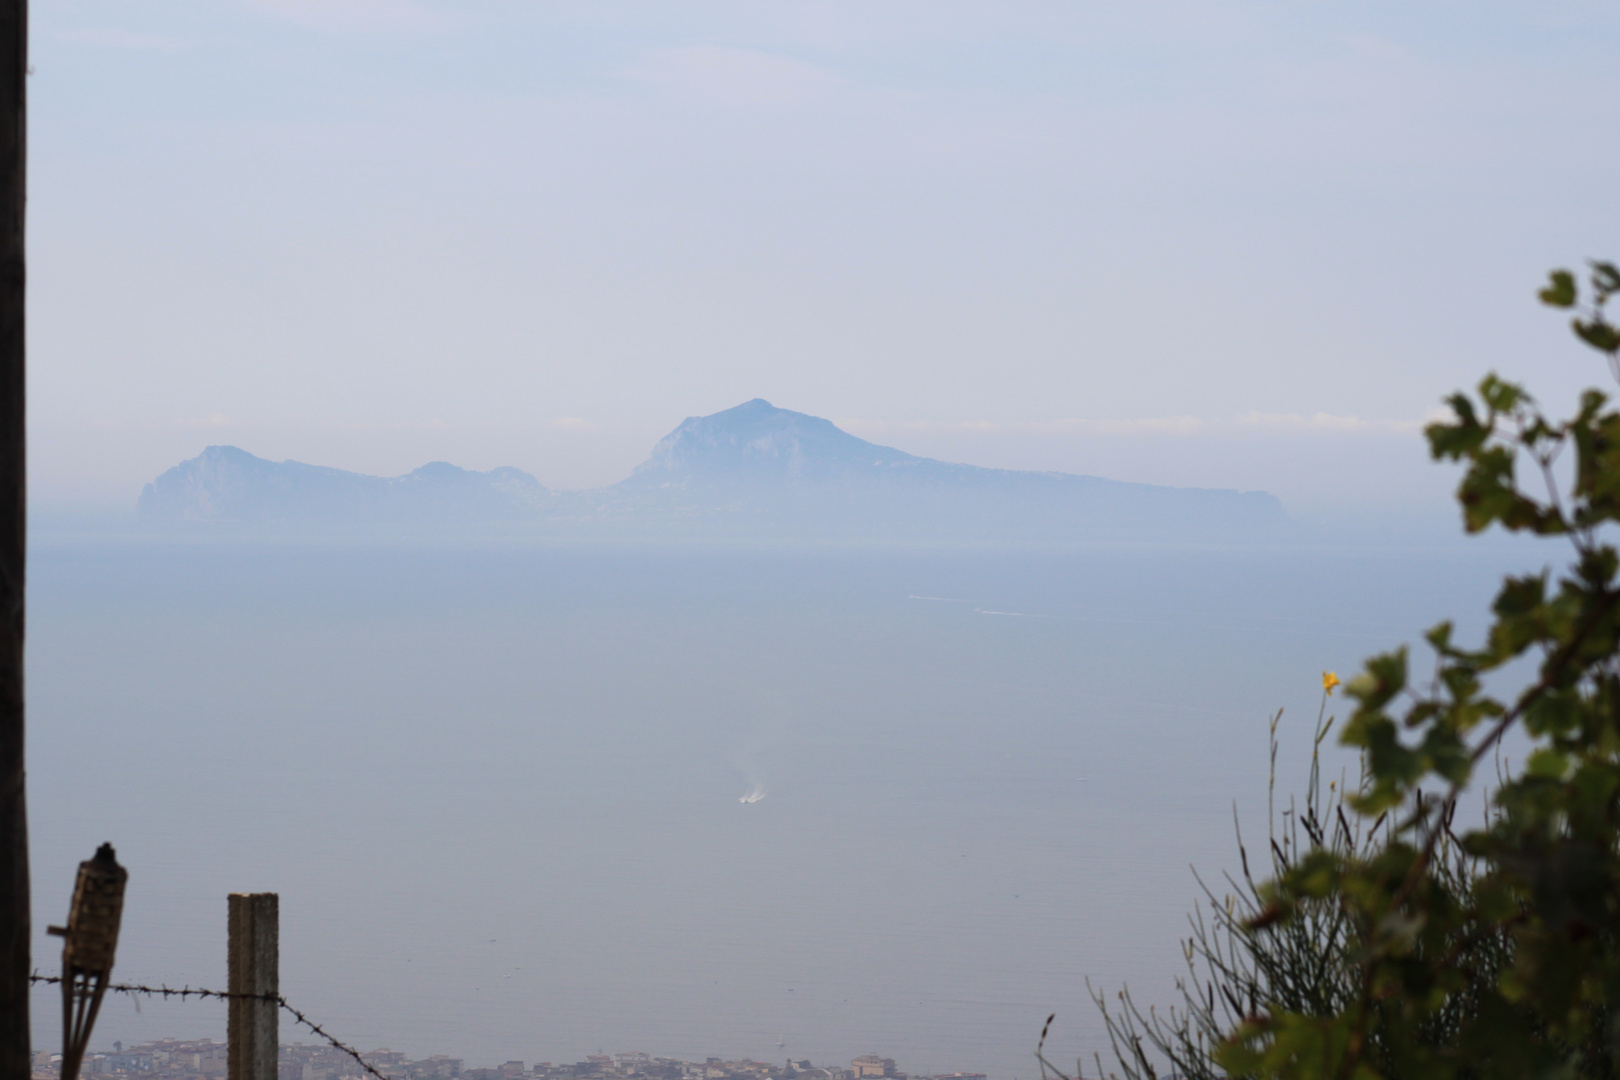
[{"left": 1058, "top": 262, "right": 1620, "bottom": 1080}]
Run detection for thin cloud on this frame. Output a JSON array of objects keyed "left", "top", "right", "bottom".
[
  {"left": 839, "top": 412, "right": 1437, "bottom": 439},
  {"left": 623, "top": 44, "right": 847, "bottom": 105},
  {"left": 244, "top": 0, "right": 446, "bottom": 34},
  {"left": 51, "top": 28, "right": 187, "bottom": 50}
]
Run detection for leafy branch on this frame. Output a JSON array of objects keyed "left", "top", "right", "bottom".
[{"left": 1216, "top": 261, "right": 1620, "bottom": 1080}]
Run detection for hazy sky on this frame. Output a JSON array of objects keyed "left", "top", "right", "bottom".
[{"left": 26, "top": 1, "right": 1620, "bottom": 512}]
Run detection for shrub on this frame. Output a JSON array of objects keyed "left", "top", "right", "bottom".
[{"left": 1050, "top": 261, "right": 1620, "bottom": 1080}]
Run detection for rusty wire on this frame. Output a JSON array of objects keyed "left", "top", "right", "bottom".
[{"left": 28, "top": 973, "right": 393, "bottom": 1080}]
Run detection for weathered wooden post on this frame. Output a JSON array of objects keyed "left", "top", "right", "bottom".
[
  {"left": 48, "top": 844, "right": 127, "bottom": 1080},
  {"left": 228, "top": 893, "right": 278, "bottom": 1080},
  {"left": 0, "top": 0, "right": 26, "bottom": 1075}
]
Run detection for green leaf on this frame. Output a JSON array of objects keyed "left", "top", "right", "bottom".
[
  {"left": 1347, "top": 648, "right": 1408, "bottom": 713},
  {"left": 1427, "top": 394, "right": 1490, "bottom": 461},
  {"left": 1525, "top": 747, "right": 1570, "bottom": 779},
  {"left": 1573, "top": 318, "right": 1620, "bottom": 353},
  {"left": 1541, "top": 269, "right": 1578, "bottom": 308},
  {"left": 1480, "top": 374, "right": 1529, "bottom": 415},
  {"left": 1591, "top": 260, "right": 1620, "bottom": 297}
]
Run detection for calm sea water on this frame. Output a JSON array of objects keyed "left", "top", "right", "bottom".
[{"left": 23, "top": 538, "right": 1543, "bottom": 1078}]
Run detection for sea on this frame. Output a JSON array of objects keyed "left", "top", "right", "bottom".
[{"left": 23, "top": 533, "right": 1548, "bottom": 1078}]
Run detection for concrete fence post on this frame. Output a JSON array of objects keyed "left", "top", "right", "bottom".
[{"left": 228, "top": 893, "right": 278, "bottom": 1080}]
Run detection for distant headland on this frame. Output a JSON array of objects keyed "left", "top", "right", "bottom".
[{"left": 137, "top": 399, "right": 1287, "bottom": 542}]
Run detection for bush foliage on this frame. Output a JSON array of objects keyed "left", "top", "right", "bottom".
[
  {"left": 1058, "top": 262, "right": 1620, "bottom": 1080},
  {"left": 1066, "top": 705, "right": 1502, "bottom": 1080}
]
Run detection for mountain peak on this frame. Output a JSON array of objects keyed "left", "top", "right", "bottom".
[{"left": 626, "top": 399, "right": 918, "bottom": 487}]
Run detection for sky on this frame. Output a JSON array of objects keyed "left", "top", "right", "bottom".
[{"left": 25, "top": 1, "right": 1620, "bottom": 515}]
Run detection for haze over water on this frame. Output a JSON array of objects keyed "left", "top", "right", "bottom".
[
  {"left": 25, "top": 536, "right": 1538, "bottom": 1078},
  {"left": 18, "top": 1, "right": 1620, "bottom": 1076}
]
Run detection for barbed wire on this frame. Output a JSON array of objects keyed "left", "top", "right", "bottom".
[{"left": 28, "top": 974, "right": 393, "bottom": 1080}]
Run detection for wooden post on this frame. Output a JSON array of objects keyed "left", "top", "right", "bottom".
[
  {"left": 228, "top": 894, "right": 278, "bottom": 1080},
  {"left": 0, "top": 0, "right": 26, "bottom": 1074}
]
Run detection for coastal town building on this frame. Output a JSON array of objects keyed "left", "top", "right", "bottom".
[{"left": 30, "top": 1042, "right": 978, "bottom": 1080}]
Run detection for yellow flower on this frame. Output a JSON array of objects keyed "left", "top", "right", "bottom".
[{"left": 1323, "top": 671, "right": 1341, "bottom": 695}]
